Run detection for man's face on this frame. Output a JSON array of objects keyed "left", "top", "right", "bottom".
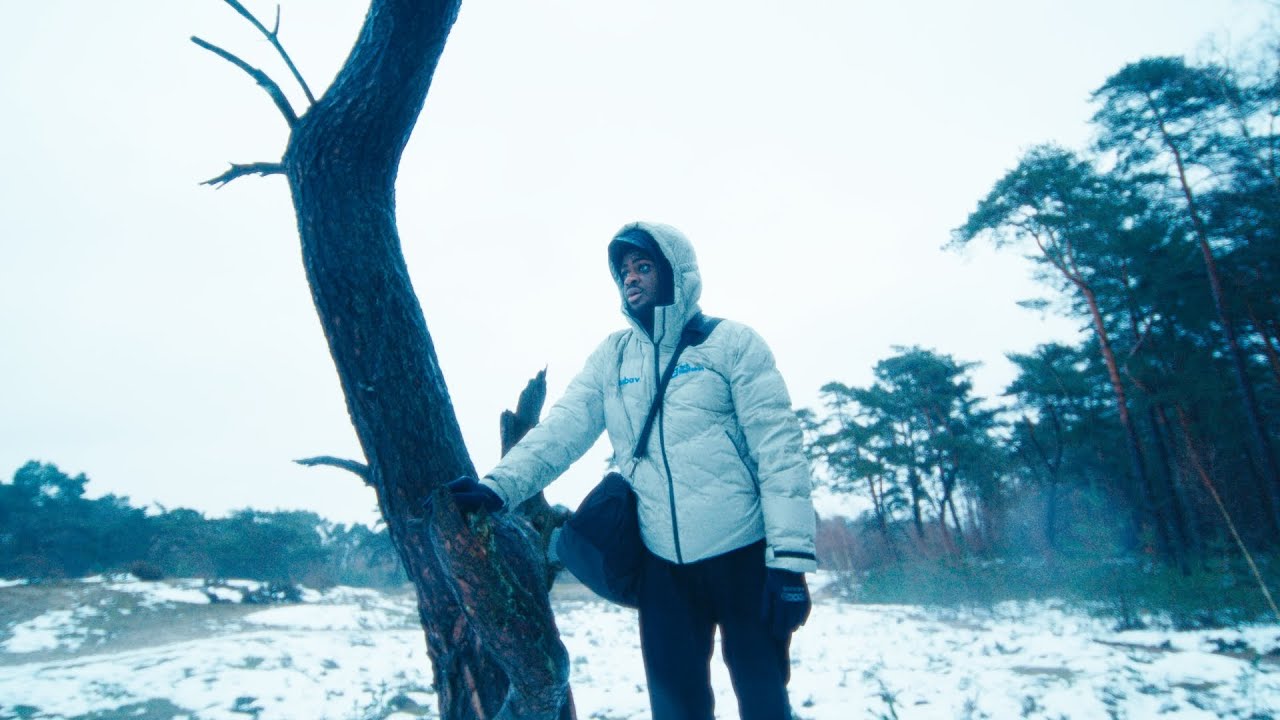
[{"left": 618, "top": 249, "right": 663, "bottom": 314}]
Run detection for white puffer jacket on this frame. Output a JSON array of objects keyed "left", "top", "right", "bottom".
[{"left": 482, "top": 222, "right": 817, "bottom": 573}]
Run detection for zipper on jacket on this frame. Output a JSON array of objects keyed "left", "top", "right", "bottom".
[
  {"left": 659, "top": 405, "right": 683, "bottom": 563},
  {"left": 653, "top": 343, "right": 684, "bottom": 564}
]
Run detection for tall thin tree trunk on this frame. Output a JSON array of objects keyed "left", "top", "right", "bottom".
[
  {"left": 1157, "top": 115, "right": 1280, "bottom": 534},
  {"left": 932, "top": 471, "right": 957, "bottom": 557},
  {"left": 1077, "top": 282, "right": 1150, "bottom": 547},
  {"left": 1146, "top": 404, "right": 1191, "bottom": 572},
  {"left": 869, "top": 474, "right": 900, "bottom": 561},
  {"left": 1153, "top": 403, "right": 1201, "bottom": 559},
  {"left": 1026, "top": 228, "right": 1148, "bottom": 545},
  {"left": 1021, "top": 413, "right": 1063, "bottom": 551},
  {"left": 945, "top": 492, "right": 966, "bottom": 548},
  {"left": 1120, "top": 266, "right": 1191, "bottom": 569},
  {"left": 907, "top": 464, "right": 926, "bottom": 540}
]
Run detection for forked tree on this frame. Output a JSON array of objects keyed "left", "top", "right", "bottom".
[{"left": 193, "top": 2, "right": 574, "bottom": 718}]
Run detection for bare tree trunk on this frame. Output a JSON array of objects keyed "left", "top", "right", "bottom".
[{"left": 199, "top": 2, "right": 575, "bottom": 717}]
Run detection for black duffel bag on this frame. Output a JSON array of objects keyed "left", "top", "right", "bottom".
[{"left": 555, "top": 471, "right": 642, "bottom": 607}]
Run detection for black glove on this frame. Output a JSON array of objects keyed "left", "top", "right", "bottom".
[
  {"left": 446, "top": 476, "right": 504, "bottom": 514},
  {"left": 761, "top": 568, "right": 811, "bottom": 638}
]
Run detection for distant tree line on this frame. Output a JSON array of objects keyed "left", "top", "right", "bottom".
[
  {"left": 805, "top": 42, "right": 1280, "bottom": 575},
  {"left": 0, "top": 461, "right": 405, "bottom": 587}
]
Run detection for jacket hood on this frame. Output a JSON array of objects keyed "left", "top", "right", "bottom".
[{"left": 609, "top": 221, "right": 703, "bottom": 348}]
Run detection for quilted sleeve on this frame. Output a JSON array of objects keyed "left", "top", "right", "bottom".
[
  {"left": 480, "top": 335, "right": 615, "bottom": 508},
  {"left": 727, "top": 324, "right": 818, "bottom": 573}
]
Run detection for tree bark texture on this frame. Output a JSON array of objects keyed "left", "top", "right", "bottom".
[{"left": 269, "top": 2, "right": 572, "bottom": 717}]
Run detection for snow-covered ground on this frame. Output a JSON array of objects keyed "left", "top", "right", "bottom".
[{"left": 1, "top": 574, "right": 1277, "bottom": 719}]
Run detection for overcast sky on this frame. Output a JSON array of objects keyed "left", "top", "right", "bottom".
[{"left": 0, "top": 0, "right": 1270, "bottom": 526}]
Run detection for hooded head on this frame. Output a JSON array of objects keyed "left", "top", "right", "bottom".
[
  {"left": 610, "top": 227, "right": 674, "bottom": 312},
  {"left": 608, "top": 222, "right": 702, "bottom": 345}
]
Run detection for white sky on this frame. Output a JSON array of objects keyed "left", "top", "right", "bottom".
[{"left": 0, "top": 0, "right": 1270, "bottom": 526}]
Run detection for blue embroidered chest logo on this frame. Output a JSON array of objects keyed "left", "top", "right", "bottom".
[
  {"left": 618, "top": 376, "right": 640, "bottom": 387},
  {"left": 671, "top": 363, "right": 705, "bottom": 378}
]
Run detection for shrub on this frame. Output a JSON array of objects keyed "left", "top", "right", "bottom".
[{"left": 128, "top": 561, "right": 164, "bottom": 581}]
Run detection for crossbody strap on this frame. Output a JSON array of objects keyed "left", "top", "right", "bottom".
[{"left": 632, "top": 313, "right": 722, "bottom": 459}]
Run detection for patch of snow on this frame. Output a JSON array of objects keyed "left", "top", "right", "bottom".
[
  {"left": 80, "top": 573, "right": 134, "bottom": 585},
  {"left": 313, "top": 585, "right": 393, "bottom": 605},
  {"left": 106, "top": 579, "right": 213, "bottom": 607},
  {"left": 3, "top": 610, "right": 74, "bottom": 653},
  {"left": 3, "top": 606, "right": 101, "bottom": 654},
  {"left": 146, "top": 586, "right": 213, "bottom": 606},
  {"left": 243, "top": 604, "right": 403, "bottom": 632},
  {"left": 1239, "top": 627, "right": 1280, "bottom": 654},
  {"left": 806, "top": 570, "right": 841, "bottom": 597},
  {"left": 224, "top": 579, "right": 264, "bottom": 591},
  {"left": 1, "top": 585, "right": 1278, "bottom": 719},
  {"left": 205, "top": 586, "right": 245, "bottom": 603},
  {"left": 0, "top": 630, "right": 432, "bottom": 719}
]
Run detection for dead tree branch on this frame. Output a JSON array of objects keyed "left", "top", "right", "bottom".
[
  {"left": 295, "top": 455, "right": 371, "bottom": 483},
  {"left": 191, "top": 36, "right": 298, "bottom": 126},
  {"left": 500, "top": 368, "right": 547, "bottom": 455},
  {"left": 501, "top": 369, "right": 571, "bottom": 581},
  {"left": 203, "top": 161, "right": 285, "bottom": 187},
  {"left": 218, "top": 0, "right": 317, "bottom": 105}
]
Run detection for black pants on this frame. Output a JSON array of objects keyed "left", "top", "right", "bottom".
[{"left": 637, "top": 540, "right": 793, "bottom": 720}]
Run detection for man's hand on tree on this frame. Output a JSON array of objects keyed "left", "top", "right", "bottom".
[{"left": 446, "top": 475, "right": 505, "bottom": 514}]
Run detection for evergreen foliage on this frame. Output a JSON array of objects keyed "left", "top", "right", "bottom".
[
  {"left": 806, "top": 38, "right": 1280, "bottom": 579},
  {"left": 0, "top": 461, "right": 405, "bottom": 587}
]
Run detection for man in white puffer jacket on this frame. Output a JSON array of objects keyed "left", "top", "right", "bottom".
[{"left": 459, "top": 221, "right": 817, "bottom": 720}]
